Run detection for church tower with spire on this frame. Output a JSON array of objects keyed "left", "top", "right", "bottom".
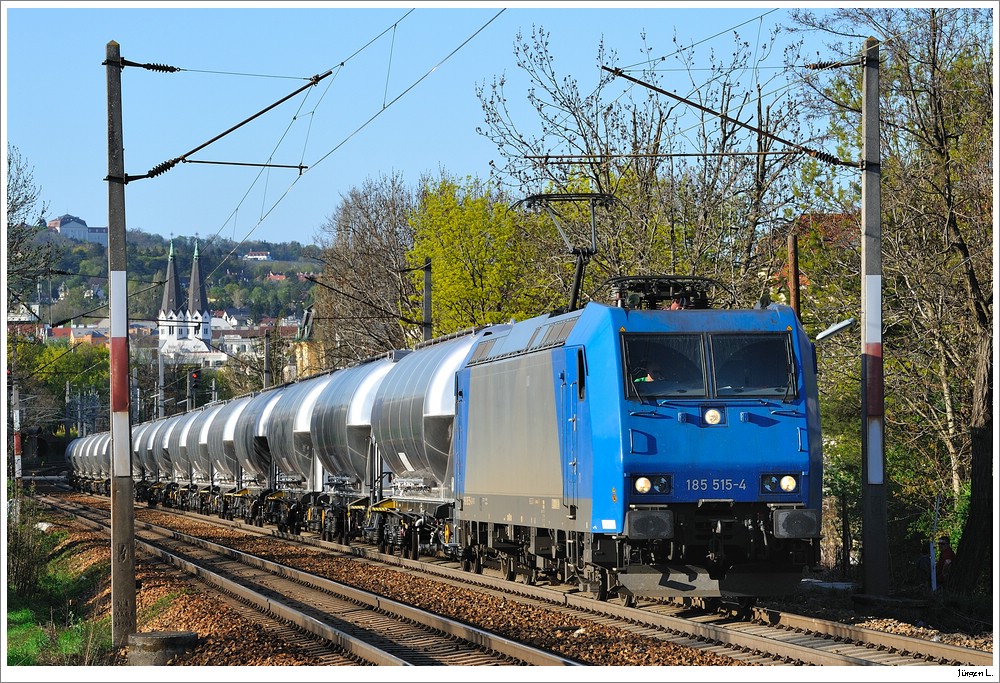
[
  {"left": 187, "top": 240, "right": 212, "bottom": 347},
  {"left": 157, "top": 240, "right": 183, "bottom": 349},
  {"left": 158, "top": 240, "right": 212, "bottom": 357}
]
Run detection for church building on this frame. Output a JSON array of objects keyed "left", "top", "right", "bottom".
[{"left": 157, "top": 241, "right": 225, "bottom": 366}]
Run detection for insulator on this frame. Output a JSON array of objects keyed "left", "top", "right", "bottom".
[
  {"left": 808, "top": 149, "right": 839, "bottom": 166},
  {"left": 148, "top": 160, "right": 178, "bottom": 178},
  {"left": 143, "top": 62, "right": 179, "bottom": 73},
  {"left": 805, "top": 60, "right": 840, "bottom": 70}
]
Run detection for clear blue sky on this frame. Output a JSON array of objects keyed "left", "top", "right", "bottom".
[{"left": 5, "top": 2, "right": 832, "bottom": 250}]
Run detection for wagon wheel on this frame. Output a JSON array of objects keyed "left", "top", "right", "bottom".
[
  {"left": 461, "top": 547, "right": 477, "bottom": 573},
  {"left": 701, "top": 597, "right": 723, "bottom": 613},
  {"left": 502, "top": 554, "right": 517, "bottom": 581},
  {"left": 593, "top": 575, "right": 609, "bottom": 602},
  {"left": 611, "top": 586, "right": 637, "bottom": 608}
]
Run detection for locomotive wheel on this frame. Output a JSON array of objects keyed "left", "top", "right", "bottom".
[
  {"left": 586, "top": 570, "right": 610, "bottom": 602},
  {"left": 522, "top": 565, "right": 537, "bottom": 586},
  {"left": 736, "top": 597, "right": 757, "bottom": 620}
]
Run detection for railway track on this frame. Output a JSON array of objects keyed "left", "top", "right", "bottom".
[
  {"left": 367, "top": 535, "right": 994, "bottom": 666},
  {"left": 39, "top": 489, "right": 994, "bottom": 667},
  {"left": 44, "top": 494, "right": 578, "bottom": 666}
]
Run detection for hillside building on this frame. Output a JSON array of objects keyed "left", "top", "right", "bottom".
[{"left": 47, "top": 214, "right": 108, "bottom": 246}]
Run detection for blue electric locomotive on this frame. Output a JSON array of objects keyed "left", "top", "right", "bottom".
[{"left": 448, "top": 276, "right": 822, "bottom": 603}]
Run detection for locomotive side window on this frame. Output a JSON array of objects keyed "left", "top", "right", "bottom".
[
  {"left": 711, "top": 333, "right": 796, "bottom": 398},
  {"left": 622, "top": 333, "right": 707, "bottom": 400}
]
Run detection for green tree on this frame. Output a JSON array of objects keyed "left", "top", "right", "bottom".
[
  {"left": 408, "top": 174, "right": 550, "bottom": 334},
  {"left": 7, "top": 335, "right": 110, "bottom": 436}
]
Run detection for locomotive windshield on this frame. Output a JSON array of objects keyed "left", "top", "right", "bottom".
[
  {"left": 623, "top": 333, "right": 707, "bottom": 399},
  {"left": 711, "top": 333, "right": 796, "bottom": 398},
  {"left": 622, "top": 332, "right": 796, "bottom": 401}
]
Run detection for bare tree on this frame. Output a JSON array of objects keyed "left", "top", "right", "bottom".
[
  {"left": 312, "top": 173, "right": 419, "bottom": 367},
  {"left": 6, "top": 144, "right": 54, "bottom": 311},
  {"left": 476, "top": 25, "right": 813, "bottom": 307},
  {"left": 790, "top": 7, "right": 993, "bottom": 595},
  {"left": 219, "top": 329, "right": 292, "bottom": 397}
]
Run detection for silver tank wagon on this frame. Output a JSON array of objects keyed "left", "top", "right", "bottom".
[
  {"left": 233, "top": 387, "right": 286, "bottom": 484},
  {"left": 269, "top": 375, "right": 336, "bottom": 489},
  {"left": 311, "top": 354, "right": 403, "bottom": 484},
  {"left": 371, "top": 333, "right": 480, "bottom": 489},
  {"left": 205, "top": 399, "right": 249, "bottom": 481}
]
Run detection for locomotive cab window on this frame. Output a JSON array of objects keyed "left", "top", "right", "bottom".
[
  {"left": 710, "top": 333, "right": 796, "bottom": 399},
  {"left": 622, "top": 333, "right": 707, "bottom": 400}
]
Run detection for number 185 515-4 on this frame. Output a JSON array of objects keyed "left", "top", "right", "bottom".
[{"left": 685, "top": 478, "right": 746, "bottom": 492}]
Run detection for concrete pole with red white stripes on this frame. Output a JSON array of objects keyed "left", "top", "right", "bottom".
[
  {"left": 860, "top": 37, "right": 889, "bottom": 596},
  {"left": 106, "top": 39, "right": 136, "bottom": 648}
]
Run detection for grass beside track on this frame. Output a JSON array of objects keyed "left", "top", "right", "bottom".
[
  {"left": 6, "top": 494, "right": 115, "bottom": 666},
  {"left": 6, "top": 496, "right": 196, "bottom": 667}
]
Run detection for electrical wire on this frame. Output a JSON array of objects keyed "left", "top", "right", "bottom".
[{"left": 200, "top": 9, "right": 506, "bottom": 284}]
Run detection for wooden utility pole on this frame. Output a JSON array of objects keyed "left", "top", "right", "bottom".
[
  {"left": 12, "top": 384, "right": 23, "bottom": 490},
  {"left": 263, "top": 330, "right": 272, "bottom": 389},
  {"left": 787, "top": 234, "right": 800, "bottom": 319},
  {"left": 860, "top": 36, "right": 889, "bottom": 596},
  {"left": 423, "top": 257, "right": 432, "bottom": 341},
  {"left": 105, "top": 39, "right": 137, "bottom": 648}
]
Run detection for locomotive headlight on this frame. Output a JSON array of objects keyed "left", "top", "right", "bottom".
[
  {"left": 651, "top": 475, "right": 672, "bottom": 494},
  {"left": 703, "top": 408, "right": 722, "bottom": 425},
  {"left": 761, "top": 473, "right": 798, "bottom": 494},
  {"left": 634, "top": 475, "right": 671, "bottom": 495}
]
